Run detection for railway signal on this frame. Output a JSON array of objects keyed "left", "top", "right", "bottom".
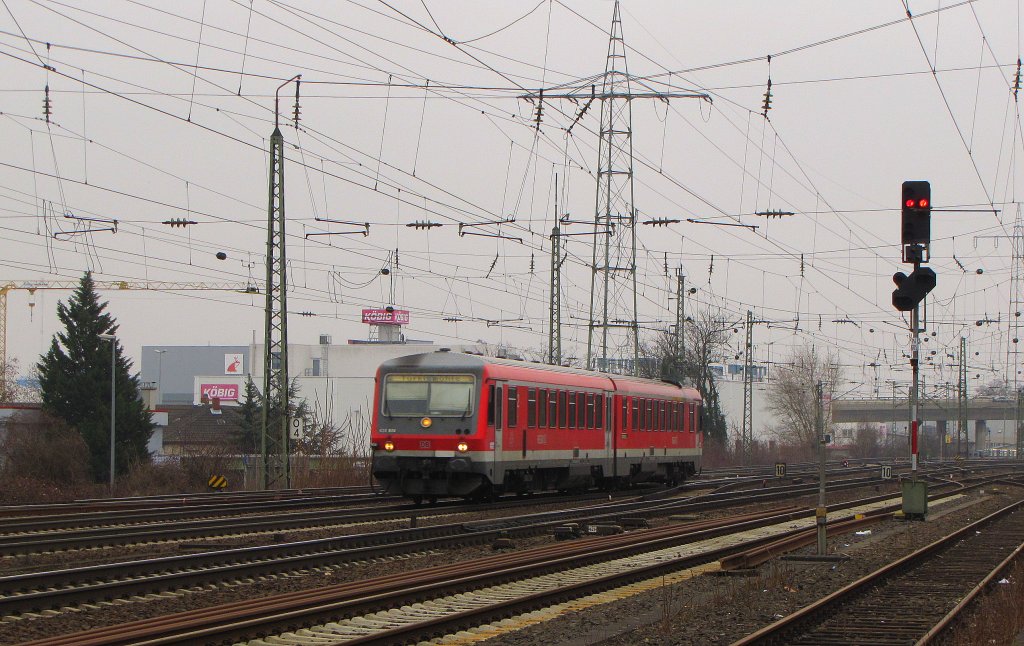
[
  {"left": 892, "top": 267, "right": 937, "bottom": 311},
  {"left": 901, "top": 180, "right": 931, "bottom": 247}
]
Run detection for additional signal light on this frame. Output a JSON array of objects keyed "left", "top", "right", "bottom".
[
  {"left": 918, "top": 198, "right": 929, "bottom": 208},
  {"left": 905, "top": 199, "right": 915, "bottom": 208},
  {"left": 457, "top": 442, "right": 469, "bottom": 452},
  {"left": 383, "top": 441, "right": 395, "bottom": 452},
  {"left": 420, "top": 417, "right": 433, "bottom": 428}
]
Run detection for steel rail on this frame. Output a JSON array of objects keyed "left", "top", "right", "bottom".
[{"left": 731, "top": 498, "right": 1024, "bottom": 645}]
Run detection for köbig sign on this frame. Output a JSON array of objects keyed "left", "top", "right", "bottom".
[
  {"left": 200, "top": 383, "right": 240, "bottom": 401},
  {"left": 362, "top": 308, "right": 410, "bottom": 325}
]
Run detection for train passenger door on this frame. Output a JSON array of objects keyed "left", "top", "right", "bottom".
[
  {"left": 491, "top": 382, "right": 505, "bottom": 483},
  {"left": 607, "top": 394, "right": 617, "bottom": 480}
]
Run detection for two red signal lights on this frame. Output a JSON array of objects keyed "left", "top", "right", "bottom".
[{"left": 901, "top": 180, "right": 931, "bottom": 247}]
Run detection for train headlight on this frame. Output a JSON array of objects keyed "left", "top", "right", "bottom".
[
  {"left": 457, "top": 442, "right": 469, "bottom": 453},
  {"left": 384, "top": 441, "right": 395, "bottom": 452},
  {"left": 420, "top": 417, "right": 433, "bottom": 428}
]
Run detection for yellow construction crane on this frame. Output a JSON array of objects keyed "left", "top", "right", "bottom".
[{"left": 0, "top": 280, "right": 262, "bottom": 369}]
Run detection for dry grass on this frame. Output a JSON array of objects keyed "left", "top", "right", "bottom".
[{"left": 945, "top": 558, "right": 1024, "bottom": 646}]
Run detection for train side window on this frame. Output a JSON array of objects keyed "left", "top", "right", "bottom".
[
  {"left": 637, "top": 398, "right": 645, "bottom": 431},
  {"left": 631, "top": 398, "right": 639, "bottom": 431},
  {"left": 527, "top": 388, "right": 537, "bottom": 428},
  {"left": 578, "top": 392, "right": 588, "bottom": 429},
  {"left": 691, "top": 403, "right": 698, "bottom": 432},
  {"left": 647, "top": 400, "right": 655, "bottom": 431},
  {"left": 487, "top": 384, "right": 495, "bottom": 425},
  {"left": 538, "top": 390, "right": 548, "bottom": 428},
  {"left": 507, "top": 387, "right": 519, "bottom": 428},
  {"left": 559, "top": 391, "right": 568, "bottom": 428},
  {"left": 549, "top": 390, "right": 558, "bottom": 428},
  {"left": 567, "top": 392, "right": 577, "bottom": 429},
  {"left": 595, "top": 394, "right": 604, "bottom": 428},
  {"left": 659, "top": 401, "right": 666, "bottom": 432},
  {"left": 673, "top": 403, "right": 680, "bottom": 432}
]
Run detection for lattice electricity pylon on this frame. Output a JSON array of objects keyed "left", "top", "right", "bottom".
[
  {"left": 261, "top": 75, "right": 299, "bottom": 490},
  {"left": 741, "top": 310, "right": 754, "bottom": 463},
  {"left": 261, "top": 123, "right": 290, "bottom": 490},
  {"left": 548, "top": 225, "right": 562, "bottom": 366},
  {"left": 588, "top": 2, "right": 638, "bottom": 373},
  {"left": 519, "top": 1, "right": 707, "bottom": 375}
]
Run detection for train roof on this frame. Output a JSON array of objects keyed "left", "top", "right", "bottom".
[{"left": 377, "top": 350, "right": 701, "bottom": 399}]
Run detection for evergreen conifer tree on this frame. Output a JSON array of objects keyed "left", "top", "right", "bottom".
[
  {"left": 37, "top": 272, "right": 153, "bottom": 483},
  {"left": 233, "top": 374, "right": 262, "bottom": 454},
  {"left": 231, "top": 374, "right": 310, "bottom": 455}
]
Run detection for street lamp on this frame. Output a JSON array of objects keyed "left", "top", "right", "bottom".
[
  {"left": 98, "top": 334, "right": 116, "bottom": 495},
  {"left": 154, "top": 349, "right": 167, "bottom": 406}
]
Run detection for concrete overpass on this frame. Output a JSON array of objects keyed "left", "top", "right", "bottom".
[{"left": 832, "top": 398, "right": 1019, "bottom": 424}]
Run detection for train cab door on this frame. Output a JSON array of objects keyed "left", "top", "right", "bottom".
[{"left": 490, "top": 381, "right": 506, "bottom": 484}]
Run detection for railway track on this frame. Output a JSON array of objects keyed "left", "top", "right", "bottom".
[
  {"left": 731, "top": 497, "right": 1024, "bottom": 645},
  {"left": 0, "top": 487, "right": 666, "bottom": 557},
  {"left": 15, "top": 483, "right": 979, "bottom": 646},
  {"left": 0, "top": 466, "right": 913, "bottom": 557},
  {"left": 0, "top": 474, "right": 914, "bottom": 617},
  {"left": 0, "top": 485, "right": 376, "bottom": 518}
]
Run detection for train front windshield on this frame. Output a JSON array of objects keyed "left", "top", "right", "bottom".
[{"left": 382, "top": 374, "right": 476, "bottom": 418}]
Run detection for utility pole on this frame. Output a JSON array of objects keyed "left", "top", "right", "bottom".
[
  {"left": 958, "top": 336, "right": 967, "bottom": 456},
  {"left": 815, "top": 381, "right": 827, "bottom": 555},
  {"left": 1017, "top": 388, "right": 1023, "bottom": 460},
  {"left": 521, "top": 1, "right": 708, "bottom": 375},
  {"left": 910, "top": 298, "right": 921, "bottom": 478},
  {"left": 741, "top": 310, "right": 754, "bottom": 464},
  {"left": 261, "top": 74, "right": 300, "bottom": 490},
  {"left": 675, "top": 268, "right": 686, "bottom": 368}
]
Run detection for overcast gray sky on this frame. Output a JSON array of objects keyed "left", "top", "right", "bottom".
[{"left": 2, "top": 0, "right": 1022, "bottom": 396}]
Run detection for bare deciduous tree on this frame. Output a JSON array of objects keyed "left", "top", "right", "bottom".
[
  {"left": 850, "top": 422, "right": 881, "bottom": 459},
  {"left": 765, "top": 346, "right": 841, "bottom": 457},
  {"left": 639, "top": 307, "right": 733, "bottom": 448},
  {"left": 0, "top": 358, "right": 37, "bottom": 403}
]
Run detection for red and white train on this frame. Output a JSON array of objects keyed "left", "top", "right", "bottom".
[{"left": 370, "top": 349, "right": 703, "bottom": 502}]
